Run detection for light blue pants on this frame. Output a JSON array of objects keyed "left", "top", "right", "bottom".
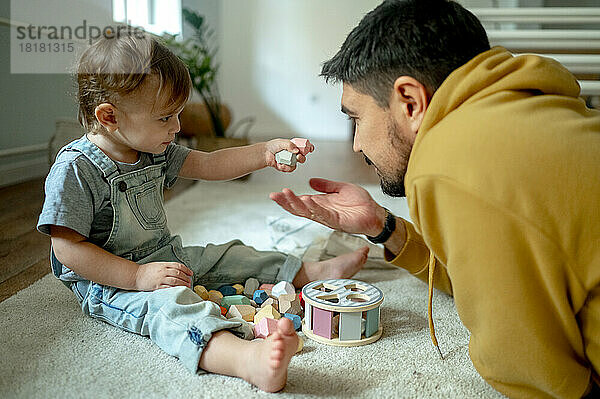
[{"left": 69, "top": 238, "right": 302, "bottom": 373}]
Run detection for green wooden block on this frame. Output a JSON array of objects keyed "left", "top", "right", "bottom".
[{"left": 220, "top": 295, "right": 251, "bottom": 310}]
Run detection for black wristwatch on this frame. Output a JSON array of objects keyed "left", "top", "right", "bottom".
[{"left": 366, "top": 208, "right": 396, "bottom": 244}]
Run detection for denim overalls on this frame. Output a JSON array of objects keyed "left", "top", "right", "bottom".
[{"left": 51, "top": 136, "right": 302, "bottom": 373}]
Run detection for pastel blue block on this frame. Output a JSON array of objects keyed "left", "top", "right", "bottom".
[
  {"left": 339, "top": 311, "right": 362, "bottom": 341},
  {"left": 218, "top": 285, "right": 237, "bottom": 296},
  {"left": 253, "top": 290, "right": 269, "bottom": 305},
  {"left": 284, "top": 313, "right": 302, "bottom": 330},
  {"left": 365, "top": 307, "right": 380, "bottom": 338},
  {"left": 220, "top": 295, "right": 251, "bottom": 310}
]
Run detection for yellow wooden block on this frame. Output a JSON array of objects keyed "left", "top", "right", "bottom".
[
  {"left": 227, "top": 305, "right": 256, "bottom": 322},
  {"left": 295, "top": 336, "right": 304, "bottom": 354},
  {"left": 232, "top": 284, "right": 244, "bottom": 295},
  {"left": 278, "top": 293, "right": 296, "bottom": 302},
  {"left": 254, "top": 305, "right": 281, "bottom": 323},
  {"left": 260, "top": 298, "right": 278, "bottom": 311},
  {"left": 193, "top": 285, "right": 209, "bottom": 300},
  {"left": 208, "top": 290, "right": 223, "bottom": 305}
]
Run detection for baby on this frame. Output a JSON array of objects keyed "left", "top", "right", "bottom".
[{"left": 37, "top": 32, "right": 368, "bottom": 392}]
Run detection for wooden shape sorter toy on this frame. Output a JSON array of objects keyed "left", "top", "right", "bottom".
[{"left": 301, "top": 279, "right": 384, "bottom": 347}]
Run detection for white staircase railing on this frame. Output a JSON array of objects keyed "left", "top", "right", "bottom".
[{"left": 469, "top": 7, "right": 600, "bottom": 97}]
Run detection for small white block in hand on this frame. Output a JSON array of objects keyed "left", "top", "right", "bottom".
[{"left": 275, "top": 150, "right": 297, "bottom": 166}]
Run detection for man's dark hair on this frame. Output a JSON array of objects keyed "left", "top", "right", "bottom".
[{"left": 321, "top": 0, "right": 490, "bottom": 107}]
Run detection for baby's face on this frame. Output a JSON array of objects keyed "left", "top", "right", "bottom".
[{"left": 113, "top": 76, "right": 184, "bottom": 154}]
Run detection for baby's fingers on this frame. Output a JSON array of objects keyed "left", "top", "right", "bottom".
[
  {"left": 166, "top": 264, "right": 192, "bottom": 282},
  {"left": 276, "top": 163, "right": 296, "bottom": 173}
]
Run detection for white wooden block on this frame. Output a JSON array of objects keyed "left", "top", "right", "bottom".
[
  {"left": 275, "top": 150, "right": 297, "bottom": 166},
  {"left": 272, "top": 281, "right": 295, "bottom": 298}
]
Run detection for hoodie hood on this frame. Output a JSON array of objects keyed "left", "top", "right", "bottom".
[{"left": 419, "top": 46, "right": 581, "bottom": 136}]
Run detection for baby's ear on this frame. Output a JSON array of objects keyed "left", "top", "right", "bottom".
[{"left": 95, "top": 103, "right": 118, "bottom": 132}]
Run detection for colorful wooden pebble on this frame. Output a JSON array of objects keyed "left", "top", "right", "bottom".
[
  {"left": 218, "top": 285, "right": 237, "bottom": 296},
  {"left": 253, "top": 290, "right": 269, "bottom": 305},
  {"left": 193, "top": 285, "right": 209, "bottom": 300},
  {"left": 232, "top": 284, "right": 244, "bottom": 295},
  {"left": 254, "top": 305, "right": 281, "bottom": 324},
  {"left": 278, "top": 294, "right": 302, "bottom": 316},
  {"left": 227, "top": 304, "right": 256, "bottom": 322},
  {"left": 296, "top": 336, "right": 304, "bottom": 353},
  {"left": 220, "top": 295, "right": 251, "bottom": 310},
  {"left": 208, "top": 290, "right": 223, "bottom": 305},
  {"left": 254, "top": 317, "right": 278, "bottom": 339},
  {"left": 261, "top": 298, "right": 278, "bottom": 311},
  {"left": 291, "top": 138, "right": 313, "bottom": 155},
  {"left": 244, "top": 278, "right": 259, "bottom": 298},
  {"left": 259, "top": 283, "right": 274, "bottom": 291},
  {"left": 284, "top": 313, "right": 302, "bottom": 331},
  {"left": 272, "top": 281, "right": 295, "bottom": 298},
  {"left": 275, "top": 150, "right": 297, "bottom": 166}
]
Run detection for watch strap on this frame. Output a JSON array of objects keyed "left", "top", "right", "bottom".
[{"left": 366, "top": 208, "right": 396, "bottom": 244}]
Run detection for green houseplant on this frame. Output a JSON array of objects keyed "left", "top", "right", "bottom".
[{"left": 163, "top": 8, "right": 227, "bottom": 137}]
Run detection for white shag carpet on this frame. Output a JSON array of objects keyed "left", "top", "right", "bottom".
[{"left": 0, "top": 179, "right": 504, "bottom": 399}]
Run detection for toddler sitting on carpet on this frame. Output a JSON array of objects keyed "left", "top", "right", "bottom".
[{"left": 37, "top": 32, "right": 368, "bottom": 392}]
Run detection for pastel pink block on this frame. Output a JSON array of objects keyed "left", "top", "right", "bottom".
[
  {"left": 312, "top": 307, "right": 334, "bottom": 339},
  {"left": 259, "top": 283, "right": 275, "bottom": 291},
  {"left": 291, "top": 138, "right": 312, "bottom": 155},
  {"left": 254, "top": 317, "right": 279, "bottom": 339}
]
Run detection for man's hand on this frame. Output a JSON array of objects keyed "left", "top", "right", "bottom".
[
  {"left": 269, "top": 178, "right": 387, "bottom": 236},
  {"left": 264, "top": 138, "right": 313, "bottom": 172},
  {"left": 135, "top": 262, "right": 193, "bottom": 291}
]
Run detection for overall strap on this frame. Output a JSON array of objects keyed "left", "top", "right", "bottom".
[{"left": 58, "top": 135, "right": 120, "bottom": 181}]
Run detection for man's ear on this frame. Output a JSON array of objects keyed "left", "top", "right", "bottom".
[
  {"left": 94, "top": 103, "right": 119, "bottom": 132},
  {"left": 389, "top": 76, "right": 429, "bottom": 135}
]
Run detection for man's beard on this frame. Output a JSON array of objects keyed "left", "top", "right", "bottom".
[{"left": 364, "top": 118, "right": 412, "bottom": 198}]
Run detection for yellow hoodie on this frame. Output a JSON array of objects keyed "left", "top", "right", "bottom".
[{"left": 388, "top": 47, "right": 600, "bottom": 398}]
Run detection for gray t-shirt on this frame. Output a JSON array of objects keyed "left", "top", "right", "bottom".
[{"left": 37, "top": 136, "right": 191, "bottom": 247}]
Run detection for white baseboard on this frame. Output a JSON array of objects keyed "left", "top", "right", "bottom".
[{"left": 0, "top": 157, "right": 49, "bottom": 188}]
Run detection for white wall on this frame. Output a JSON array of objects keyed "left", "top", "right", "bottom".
[
  {"left": 218, "top": 0, "right": 382, "bottom": 141},
  {"left": 0, "top": 0, "right": 112, "bottom": 187}
]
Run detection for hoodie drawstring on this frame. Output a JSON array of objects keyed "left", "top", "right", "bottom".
[{"left": 428, "top": 249, "right": 443, "bottom": 359}]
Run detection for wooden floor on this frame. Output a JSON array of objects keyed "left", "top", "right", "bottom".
[{"left": 0, "top": 140, "right": 378, "bottom": 303}]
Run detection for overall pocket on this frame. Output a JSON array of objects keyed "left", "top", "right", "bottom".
[{"left": 125, "top": 179, "right": 167, "bottom": 230}]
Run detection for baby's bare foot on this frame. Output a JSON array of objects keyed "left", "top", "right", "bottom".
[
  {"left": 244, "top": 318, "right": 298, "bottom": 392},
  {"left": 294, "top": 246, "right": 369, "bottom": 287}
]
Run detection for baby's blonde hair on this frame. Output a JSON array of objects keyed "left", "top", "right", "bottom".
[{"left": 76, "top": 31, "right": 191, "bottom": 133}]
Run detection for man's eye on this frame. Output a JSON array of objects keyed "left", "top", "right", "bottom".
[{"left": 160, "top": 115, "right": 172, "bottom": 122}]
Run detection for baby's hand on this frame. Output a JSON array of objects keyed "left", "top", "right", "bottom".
[
  {"left": 135, "top": 261, "right": 193, "bottom": 291},
  {"left": 265, "top": 138, "right": 314, "bottom": 173}
]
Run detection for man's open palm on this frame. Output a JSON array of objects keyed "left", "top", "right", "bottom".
[{"left": 269, "top": 178, "right": 385, "bottom": 237}]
